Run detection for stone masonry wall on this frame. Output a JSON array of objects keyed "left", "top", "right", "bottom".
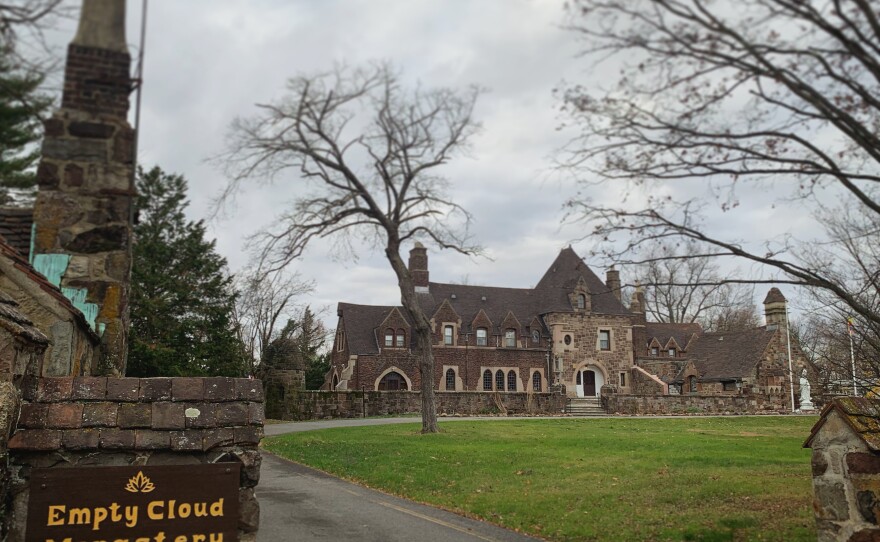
[
  {"left": 271, "top": 390, "right": 566, "bottom": 421},
  {"left": 6, "top": 376, "right": 264, "bottom": 542},
  {"left": 604, "top": 392, "right": 791, "bottom": 415}
]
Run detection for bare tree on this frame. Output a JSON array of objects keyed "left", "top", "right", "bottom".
[
  {"left": 220, "top": 64, "right": 481, "bottom": 433},
  {"left": 631, "top": 241, "right": 757, "bottom": 330},
  {"left": 560, "top": 0, "right": 880, "bottom": 330},
  {"left": 234, "top": 268, "right": 313, "bottom": 376}
]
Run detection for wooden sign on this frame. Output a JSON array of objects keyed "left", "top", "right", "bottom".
[{"left": 26, "top": 464, "right": 240, "bottom": 542}]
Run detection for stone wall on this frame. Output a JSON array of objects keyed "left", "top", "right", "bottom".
[
  {"left": 270, "top": 390, "right": 567, "bottom": 421},
  {"left": 604, "top": 392, "right": 791, "bottom": 415},
  {"left": 6, "top": 376, "right": 264, "bottom": 541}
]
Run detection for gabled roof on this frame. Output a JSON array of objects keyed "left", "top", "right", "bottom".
[
  {"left": 763, "top": 287, "right": 786, "bottom": 304},
  {"left": 805, "top": 398, "right": 880, "bottom": 451},
  {"left": 534, "top": 247, "right": 630, "bottom": 315},
  {"left": 338, "top": 302, "right": 406, "bottom": 355},
  {"left": 0, "top": 206, "right": 33, "bottom": 258},
  {"left": 419, "top": 282, "right": 544, "bottom": 335},
  {"left": 686, "top": 327, "right": 776, "bottom": 381},
  {"left": 645, "top": 322, "right": 702, "bottom": 351}
]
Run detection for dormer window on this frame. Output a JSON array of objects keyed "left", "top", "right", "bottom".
[
  {"left": 651, "top": 347, "right": 659, "bottom": 357},
  {"left": 384, "top": 329, "right": 394, "bottom": 347},
  {"left": 576, "top": 293, "right": 586, "bottom": 309},
  {"left": 476, "top": 328, "right": 488, "bottom": 346},
  {"left": 396, "top": 329, "right": 405, "bottom": 347},
  {"left": 668, "top": 348, "right": 676, "bottom": 357},
  {"left": 504, "top": 329, "right": 516, "bottom": 348},
  {"left": 531, "top": 329, "right": 540, "bottom": 344},
  {"left": 444, "top": 325, "right": 454, "bottom": 345}
]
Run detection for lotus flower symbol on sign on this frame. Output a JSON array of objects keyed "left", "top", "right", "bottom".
[{"left": 124, "top": 471, "right": 155, "bottom": 493}]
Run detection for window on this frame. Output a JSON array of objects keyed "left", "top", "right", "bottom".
[
  {"left": 531, "top": 329, "right": 540, "bottom": 344},
  {"left": 650, "top": 347, "right": 659, "bottom": 357},
  {"left": 384, "top": 329, "right": 394, "bottom": 347},
  {"left": 482, "top": 369, "right": 492, "bottom": 390},
  {"left": 495, "top": 370, "right": 505, "bottom": 391},
  {"left": 723, "top": 381, "right": 737, "bottom": 392},
  {"left": 532, "top": 371, "right": 542, "bottom": 392},
  {"left": 507, "top": 370, "right": 517, "bottom": 391},
  {"left": 336, "top": 331, "right": 346, "bottom": 352},
  {"left": 446, "top": 368, "right": 456, "bottom": 391},
  {"left": 504, "top": 329, "right": 516, "bottom": 348},
  {"left": 378, "top": 371, "right": 408, "bottom": 391},
  {"left": 576, "top": 293, "right": 586, "bottom": 309},
  {"left": 564, "top": 334, "right": 572, "bottom": 346},
  {"left": 444, "top": 325, "right": 454, "bottom": 345},
  {"left": 619, "top": 372, "right": 627, "bottom": 387},
  {"left": 396, "top": 329, "right": 405, "bottom": 347},
  {"left": 599, "top": 330, "right": 611, "bottom": 351},
  {"left": 688, "top": 375, "right": 697, "bottom": 393},
  {"left": 668, "top": 348, "right": 676, "bottom": 357},
  {"left": 476, "top": 328, "right": 488, "bottom": 346}
]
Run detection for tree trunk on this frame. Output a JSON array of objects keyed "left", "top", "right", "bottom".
[{"left": 385, "top": 244, "right": 439, "bottom": 433}]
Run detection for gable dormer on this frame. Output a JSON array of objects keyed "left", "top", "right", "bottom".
[
  {"left": 648, "top": 337, "right": 663, "bottom": 356},
  {"left": 528, "top": 316, "right": 545, "bottom": 348},
  {"left": 499, "top": 311, "right": 522, "bottom": 348},
  {"left": 431, "top": 299, "right": 462, "bottom": 346},
  {"left": 378, "top": 307, "right": 410, "bottom": 350},
  {"left": 664, "top": 337, "right": 681, "bottom": 357},
  {"left": 471, "top": 309, "right": 493, "bottom": 347},
  {"left": 569, "top": 276, "right": 591, "bottom": 312}
]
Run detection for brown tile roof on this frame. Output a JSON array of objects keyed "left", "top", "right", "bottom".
[
  {"left": 534, "top": 247, "right": 630, "bottom": 316},
  {"left": 337, "top": 248, "right": 632, "bottom": 355},
  {"left": 645, "top": 322, "right": 702, "bottom": 351},
  {"left": 0, "top": 236, "right": 98, "bottom": 342},
  {"left": 0, "top": 206, "right": 33, "bottom": 258},
  {"left": 805, "top": 398, "right": 880, "bottom": 451},
  {"left": 686, "top": 326, "right": 777, "bottom": 381},
  {"left": 763, "top": 287, "right": 786, "bottom": 304}
]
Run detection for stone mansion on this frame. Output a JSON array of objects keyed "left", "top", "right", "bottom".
[{"left": 326, "top": 245, "right": 805, "bottom": 407}]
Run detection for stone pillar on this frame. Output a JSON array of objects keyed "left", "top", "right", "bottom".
[
  {"left": 409, "top": 242, "right": 429, "bottom": 291},
  {"left": 31, "top": 0, "right": 134, "bottom": 375}
]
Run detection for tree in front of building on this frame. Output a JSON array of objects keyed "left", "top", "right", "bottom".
[
  {"left": 128, "top": 166, "right": 247, "bottom": 377},
  {"left": 220, "top": 64, "right": 481, "bottom": 433}
]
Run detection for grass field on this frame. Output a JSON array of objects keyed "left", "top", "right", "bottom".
[{"left": 263, "top": 416, "right": 818, "bottom": 541}]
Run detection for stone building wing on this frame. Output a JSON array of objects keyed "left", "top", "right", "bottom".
[
  {"left": 805, "top": 397, "right": 880, "bottom": 451},
  {"left": 338, "top": 303, "right": 407, "bottom": 355},
  {"left": 686, "top": 327, "right": 776, "bottom": 381},
  {"left": 533, "top": 247, "right": 630, "bottom": 315}
]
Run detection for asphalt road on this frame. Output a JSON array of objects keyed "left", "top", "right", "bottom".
[{"left": 256, "top": 452, "right": 538, "bottom": 542}]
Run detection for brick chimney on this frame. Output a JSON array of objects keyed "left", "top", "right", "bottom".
[
  {"left": 31, "top": 0, "right": 134, "bottom": 375},
  {"left": 763, "top": 287, "right": 788, "bottom": 331},
  {"left": 409, "top": 243, "right": 429, "bottom": 292},
  {"left": 606, "top": 268, "right": 621, "bottom": 301}
]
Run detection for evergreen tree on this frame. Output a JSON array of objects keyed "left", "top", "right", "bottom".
[
  {"left": 259, "top": 306, "right": 327, "bottom": 387},
  {"left": 128, "top": 166, "right": 247, "bottom": 377},
  {"left": 0, "top": 48, "right": 51, "bottom": 204}
]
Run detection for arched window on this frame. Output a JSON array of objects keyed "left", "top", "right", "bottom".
[
  {"left": 482, "top": 369, "right": 492, "bottom": 390},
  {"left": 378, "top": 371, "right": 408, "bottom": 391},
  {"left": 688, "top": 375, "right": 697, "bottom": 393},
  {"left": 495, "top": 370, "right": 505, "bottom": 391},
  {"left": 507, "top": 370, "right": 517, "bottom": 391},
  {"left": 445, "top": 368, "right": 456, "bottom": 391},
  {"left": 396, "top": 329, "right": 405, "bottom": 347},
  {"left": 444, "top": 325, "right": 454, "bottom": 345},
  {"left": 504, "top": 329, "right": 516, "bottom": 348},
  {"left": 384, "top": 328, "right": 394, "bottom": 347},
  {"left": 332, "top": 374, "right": 339, "bottom": 389},
  {"left": 532, "top": 371, "right": 542, "bottom": 392},
  {"left": 476, "top": 327, "right": 488, "bottom": 346},
  {"left": 577, "top": 293, "right": 586, "bottom": 309},
  {"left": 531, "top": 329, "right": 540, "bottom": 344}
]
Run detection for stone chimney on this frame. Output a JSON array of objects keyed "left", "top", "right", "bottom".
[
  {"left": 630, "top": 286, "right": 647, "bottom": 359},
  {"left": 606, "top": 268, "right": 621, "bottom": 301},
  {"left": 409, "top": 243, "right": 429, "bottom": 292},
  {"left": 763, "top": 287, "right": 788, "bottom": 331},
  {"left": 31, "top": 0, "right": 134, "bottom": 375}
]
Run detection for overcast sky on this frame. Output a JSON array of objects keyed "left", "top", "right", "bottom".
[{"left": 42, "top": 0, "right": 813, "bottom": 330}]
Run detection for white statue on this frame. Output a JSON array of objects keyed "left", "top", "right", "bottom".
[{"left": 799, "top": 369, "right": 815, "bottom": 411}]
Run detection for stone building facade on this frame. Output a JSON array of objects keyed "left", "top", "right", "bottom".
[{"left": 328, "top": 246, "right": 807, "bottom": 411}]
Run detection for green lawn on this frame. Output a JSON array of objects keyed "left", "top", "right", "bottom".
[{"left": 263, "top": 416, "right": 818, "bottom": 541}]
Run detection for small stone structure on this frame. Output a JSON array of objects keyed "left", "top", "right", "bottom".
[
  {"left": 270, "top": 390, "right": 566, "bottom": 421},
  {"left": 805, "top": 398, "right": 880, "bottom": 541},
  {"left": 6, "top": 376, "right": 264, "bottom": 541}
]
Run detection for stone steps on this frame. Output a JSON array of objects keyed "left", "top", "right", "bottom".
[{"left": 565, "top": 398, "right": 606, "bottom": 416}]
